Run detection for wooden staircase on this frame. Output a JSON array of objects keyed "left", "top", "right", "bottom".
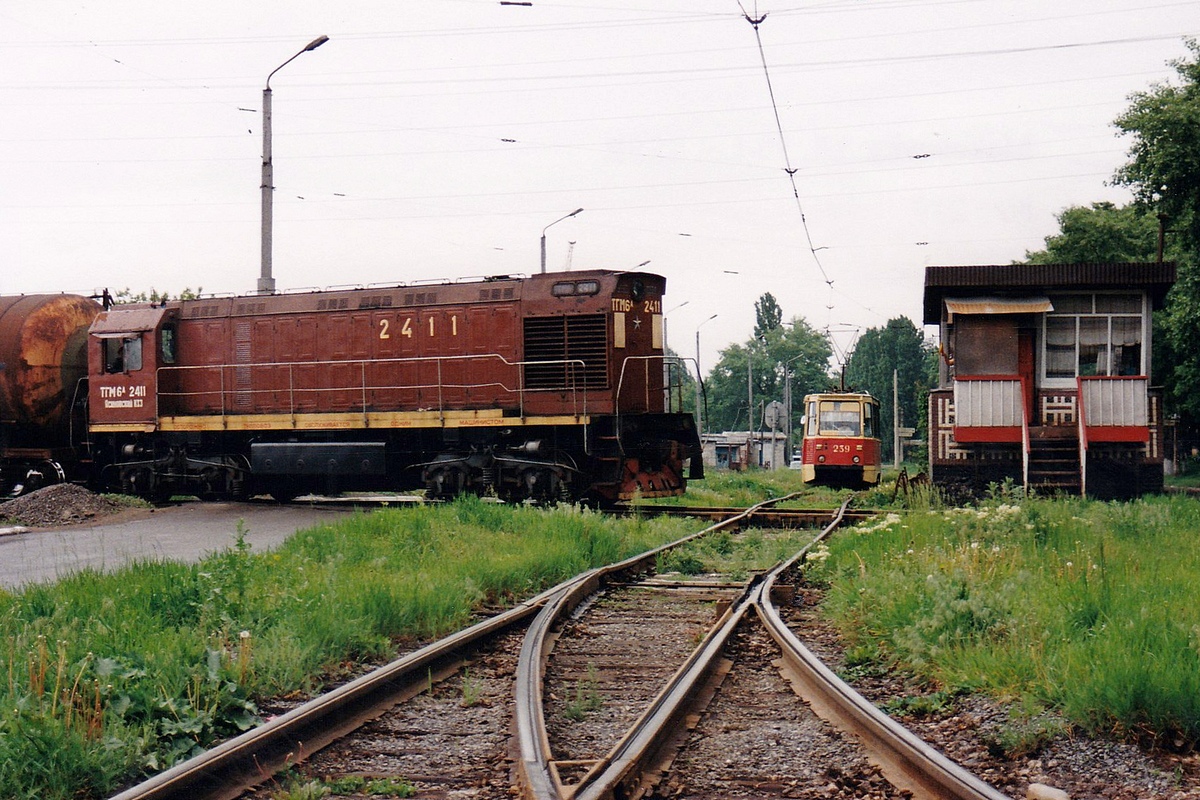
[{"left": 1027, "top": 427, "right": 1081, "bottom": 496}]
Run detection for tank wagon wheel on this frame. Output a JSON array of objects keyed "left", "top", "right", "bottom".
[
  {"left": 4, "top": 460, "right": 67, "bottom": 498},
  {"left": 26, "top": 460, "right": 67, "bottom": 495}
]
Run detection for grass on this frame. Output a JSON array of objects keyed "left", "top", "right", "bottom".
[
  {"left": 658, "top": 525, "right": 830, "bottom": 581},
  {"left": 647, "top": 465, "right": 890, "bottom": 509},
  {"left": 0, "top": 497, "right": 695, "bottom": 800},
  {"left": 805, "top": 492, "right": 1200, "bottom": 749}
]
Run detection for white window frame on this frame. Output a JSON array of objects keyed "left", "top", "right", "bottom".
[{"left": 1040, "top": 292, "right": 1148, "bottom": 389}]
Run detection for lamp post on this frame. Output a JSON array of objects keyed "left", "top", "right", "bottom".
[
  {"left": 695, "top": 314, "right": 718, "bottom": 440},
  {"left": 259, "top": 35, "right": 329, "bottom": 295},
  {"left": 540, "top": 208, "right": 583, "bottom": 273}
]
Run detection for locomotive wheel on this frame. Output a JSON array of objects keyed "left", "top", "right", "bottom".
[
  {"left": 267, "top": 483, "right": 300, "bottom": 503},
  {"left": 122, "top": 465, "right": 170, "bottom": 503},
  {"left": 519, "top": 467, "right": 561, "bottom": 506},
  {"left": 424, "top": 465, "right": 466, "bottom": 501}
]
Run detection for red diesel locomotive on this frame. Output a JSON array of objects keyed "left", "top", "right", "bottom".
[{"left": 0, "top": 270, "right": 702, "bottom": 504}]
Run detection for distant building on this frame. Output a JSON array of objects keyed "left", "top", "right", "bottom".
[
  {"left": 700, "top": 431, "right": 787, "bottom": 471},
  {"left": 924, "top": 262, "right": 1175, "bottom": 498}
]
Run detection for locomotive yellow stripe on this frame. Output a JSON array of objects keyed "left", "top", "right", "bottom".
[{"left": 93, "top": 410, "right": 591, "bottom": 434}]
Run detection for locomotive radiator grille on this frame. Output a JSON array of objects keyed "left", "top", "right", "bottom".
[
  {"left": 234, "top": 321, "right": 253, "bottom": 411},
  {"left": 523, "top": 314, "right": 608, "bottom": 390}
]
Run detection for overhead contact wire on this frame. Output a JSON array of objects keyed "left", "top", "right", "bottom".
[{"left": 737, "top": 3, "right": 837, "bottom": 334}]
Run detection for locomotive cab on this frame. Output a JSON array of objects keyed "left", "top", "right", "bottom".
[{"left": 88, "top": 306, "right": 177, "bottom": 431}]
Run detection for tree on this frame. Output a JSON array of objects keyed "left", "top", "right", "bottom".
[
  {"left": 703, "top": 309, "right": 832, "bottom": 436},
  {"left": 1022, "top": 202, "right": 1160, "bottom": 264},
  {"left": 113, "top": 287, "right": 204, "bottom": 304},
  {"left": 844, "top": 317, "right": 932, "bottom": 462},
  {"left": 753, "top": 293, "right": 783, "bottom": 339},
  {"left": 1111, "top": 39, "right": 1200, "bottom": 422},
  {"left": 1113, "top": 39, "right": 1200, "bottom": 251}
]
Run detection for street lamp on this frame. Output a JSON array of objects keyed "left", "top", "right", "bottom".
[
  {"left": 695, "top": 313, "right": 718, "bottom": 439},
  {"left": 259, "top": 35, "right": 329, "bottom": 295},
  {"left": 540, "top": 208, "right": 583, "bottom": 273}
]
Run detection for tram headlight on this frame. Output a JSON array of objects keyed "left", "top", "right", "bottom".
[
  {"left": 853, "top": 456, "right": 860, "bottom": 464},
  {"left": 818, "top": 455, "right": 826, "bottom": 463}
]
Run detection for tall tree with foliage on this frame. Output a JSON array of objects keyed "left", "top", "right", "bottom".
[
  {"left": 1113, "top": 39, "right": 1200, "bottom": 249},
  {"left": 704, "top": 307, "right": 832, "bottom": 436},
  {"left": 1112, "top": 38, "right": 1200, "bottom": 421},
  {"left": 1022, "top": 202, "right": 1160, "bottom": 264},
  {"left": 753, "top": 292, "right": 784, "bottom": 339},
  {"left": 844, "top": 317, "right": 932, "bottom": 461}
]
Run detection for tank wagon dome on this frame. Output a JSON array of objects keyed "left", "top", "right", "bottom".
[{"left": 0, "top": 294, "right": 102, "bottom": 434}]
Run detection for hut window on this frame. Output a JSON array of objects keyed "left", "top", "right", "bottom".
[{"left": 1043, "top": 293, "right": 1144, "bottom": 380}]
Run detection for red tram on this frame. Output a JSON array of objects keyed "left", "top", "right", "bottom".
[
  {"left": 1, "top": 270, "right": 702, "bottom": 504},
  {"left": 798, "top": 391, "right": 882, "bottom": 488}
]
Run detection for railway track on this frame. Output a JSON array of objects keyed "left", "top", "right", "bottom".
[{"left": 110, "top": 496, "right": 1009, "bottom": 800}]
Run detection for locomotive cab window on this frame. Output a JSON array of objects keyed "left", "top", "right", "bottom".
[
  {"left": 160, "top": 325, "right": 177, "bottom": 365},
  {"left": 104, "top": 335, "right": 142, "bottom": 374}
]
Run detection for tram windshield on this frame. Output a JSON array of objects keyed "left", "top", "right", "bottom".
[{"left": 817, "top": 400, "right": 861, "bottom": 436}]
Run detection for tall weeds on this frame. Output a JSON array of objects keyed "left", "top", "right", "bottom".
[{"left": 809, "top": 494, "right": 1200, "bottom": 747}]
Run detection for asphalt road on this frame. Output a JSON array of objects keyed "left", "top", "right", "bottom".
[{"left": 0, "top": 501, "right": 355, "bottom": 589}]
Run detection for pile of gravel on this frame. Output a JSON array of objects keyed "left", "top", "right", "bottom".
[{"left": 0, "top": 483, "right": 131, "bottom": 528}]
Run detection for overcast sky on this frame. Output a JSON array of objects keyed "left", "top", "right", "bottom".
[{"left": 2, "top": 1, "right": 1196, "bottom": 369}]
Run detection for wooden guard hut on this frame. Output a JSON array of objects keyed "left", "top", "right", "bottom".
[{"left": 924, "top": 262, "right": 1175, "bottom": 498}]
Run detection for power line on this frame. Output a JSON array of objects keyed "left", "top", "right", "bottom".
[{"left": 736, "top": 1, "right": 836, "bottom": 334}]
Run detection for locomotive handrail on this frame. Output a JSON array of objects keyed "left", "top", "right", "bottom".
[
  {"left": 154, "top": 353, "right": 591, "bottom": 424},
  {"left": 613, "top": 354, "right": 689, "bottom": 418}
]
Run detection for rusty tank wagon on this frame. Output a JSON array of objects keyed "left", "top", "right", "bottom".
[{"left": 0, "top": 294, "right": 102, "bottom": 496}]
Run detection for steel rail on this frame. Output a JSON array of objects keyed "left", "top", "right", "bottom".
[
  {"left": 755, "top": 504, "right": 1012, "bottom": 800},
  {"left": 515, "top": 492, "right": 839, "bottom": 800},
  {"left": 514, "top": 498, "right": 779, "bottom": 798},
  {"left": 615, "top": 504, "right": 874, "bottom": 526},
  {"left": 113, "top": 492, "right": 837, "bottom": 800},
  {"left": 108, "top": 578, "right": 582, "bottom": 800}
]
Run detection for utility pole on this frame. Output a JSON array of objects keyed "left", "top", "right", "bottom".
[
  {"left": 747, "top": 355, "right": 754, "bottom": 469},
  {"left": 695, "top": 314, "right": 718, "bottom": 442},
  {"left": 893, "top": 369, "right": 901, "bottom": 469}
]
